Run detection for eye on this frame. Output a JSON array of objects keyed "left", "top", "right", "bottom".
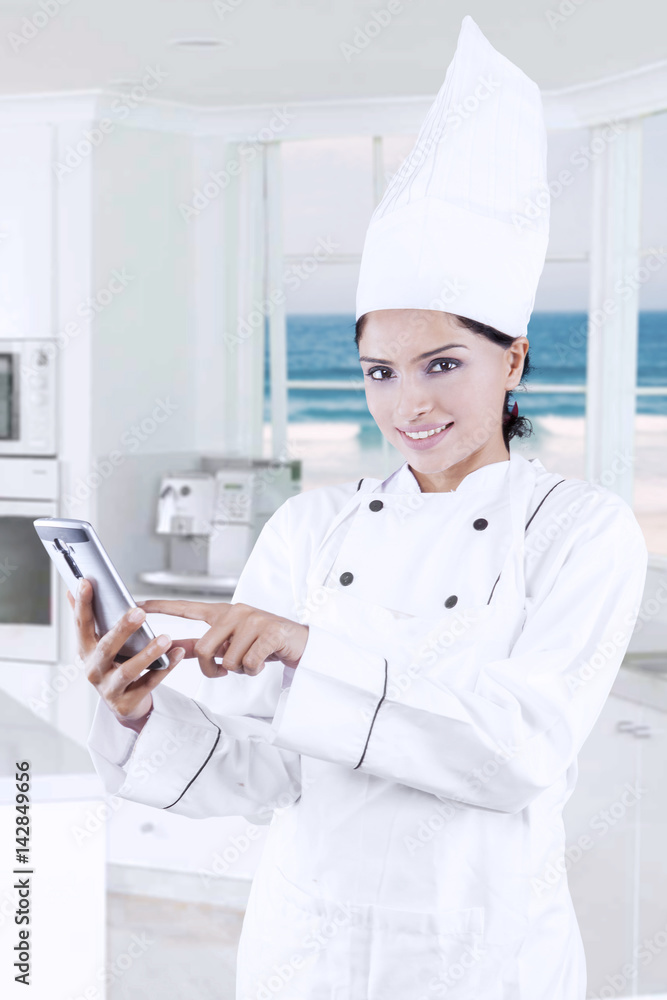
[
  {"left": 428, "top": 359, "right": 460, "bottom": 373},
  {"left": 364, "top": 359, "right": 460, "bottom": 380}
]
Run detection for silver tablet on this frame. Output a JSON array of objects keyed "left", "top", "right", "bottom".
[{"left": 33, "top": 517, "right": 170, "bottom": 670}]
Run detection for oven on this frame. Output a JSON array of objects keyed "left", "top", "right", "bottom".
[
  {"left": 0, "top": 339, "right": 56, "bottom": 456},
  {"left": 0, "top": 458, "right": 59, "bottom": 661}
]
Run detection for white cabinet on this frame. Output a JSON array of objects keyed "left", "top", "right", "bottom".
[
  {"left": 0, "top": 125, "right": 53, "bottom": 338},
  {"left": 563, "top": 673, "right": 667, "bottom": 997},
  {"left": 0, "top": 692, "right": 105, "bottom": 1000}
]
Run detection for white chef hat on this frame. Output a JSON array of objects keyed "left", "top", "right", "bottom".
[{"left": 355, "top": 14, "right": 549, "bottom": 340}]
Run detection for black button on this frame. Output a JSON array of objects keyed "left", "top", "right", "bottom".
[
  {"left": 340, "top": 572, "right": 354, "bottom": 586},
  {"left": 444, "top": 595, "right": 458, "bottom": 608},
  {"left": 473, "top": 518, "right": 488, "bottom": 530},
  {"left": 369, "top": 500, "right": 384, "bottom": 511}
]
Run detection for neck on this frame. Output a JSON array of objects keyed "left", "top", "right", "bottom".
[{"left": 409, "top": 442, "right": 510, "bottom": 493}]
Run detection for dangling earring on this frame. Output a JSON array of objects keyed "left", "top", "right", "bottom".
[{"left": 503, "top": 399, "right": 519, "bottom": 424}]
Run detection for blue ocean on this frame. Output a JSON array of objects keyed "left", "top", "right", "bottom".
[
  {"left": 265, "top": 311, "right": 667, "bottom": 428},
  {"left": 264, "top": 312, "right": 667, "bottom": 426}
]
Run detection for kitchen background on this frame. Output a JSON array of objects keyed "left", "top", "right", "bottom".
[{"left": 0, "top": 1, "right": 666, "bottom": 998}]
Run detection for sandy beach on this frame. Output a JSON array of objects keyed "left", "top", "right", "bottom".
[{"left": 264, "top": 415, "right": 667, "bottom": 557}]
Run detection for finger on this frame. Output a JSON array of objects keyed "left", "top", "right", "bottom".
[
  {"left": 74, "top": 578, "right": 100, "bottom": 657},
  {"left": 66, "top": 591, "right": 74, "bottom": 610},
  {"left": 103, "top": 630, "right": 174, "bottom": 690},
  {"left": 93, "top": 607, "right": 158, "bottom": 676},
  {"left": 192, "top": 624, "right": 237, "bottom": 678},
  {"left": 163, "top": 637, "right": 200, "bottom": 658},
  {"left": 109, "top": 645, "right": 187, "bottom": 713},
  {"left": 226, "top": 633, "right": 275, "bottom": 676},
  {"left": 193, "top": 622, "right": 235, "bottom": 662},
  {"left": 217, "top": 626, "right": 263, "bottom": 676},
  {"left": 164, "top": 637, "right": 229, "bottom": 662},
  {"left": 195, "top": 644, "right": 228, "bottom": 678},
  {"left": 124, "top": 645, "right": 187, "bottom": 694},
  {"left": 195, "top": 639, "right": 230, "bottom": 678},
  {"left": 192, "top": 633, "right": 232, "bottom": 678},
  {"left": 134, "top": 599, "right": 225, "bottom": 621}
]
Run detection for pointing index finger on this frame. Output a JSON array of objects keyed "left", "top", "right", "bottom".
[{"left": 135, "top": 599, "right": 227, "bottom": 621}]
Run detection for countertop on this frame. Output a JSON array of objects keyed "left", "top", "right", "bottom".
[{"left": 0, "top": 689, "right": 102, "bottom": 803}]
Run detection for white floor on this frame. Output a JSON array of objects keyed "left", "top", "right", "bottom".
[
  {"left": 108, "top": 891, "right": 242, "bottom": 1000},
  {"left": 106, "top": 874, "right": 667, "bottom": 1000}
]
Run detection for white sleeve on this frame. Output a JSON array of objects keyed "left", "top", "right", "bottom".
[
  {"left": 270, "top": 492, "right": 648, "bottom": 815},
  {"left": 86, "top": 507, "right": 303, "bottom": 824}
]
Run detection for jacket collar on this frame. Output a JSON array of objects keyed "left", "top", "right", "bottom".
[{"left": 381, "top": 455, "right": 513, "bottom": 495}]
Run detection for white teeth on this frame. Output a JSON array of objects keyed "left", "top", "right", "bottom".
[{"left": 404, "top": 423, "right": 451, "bottom": 439}]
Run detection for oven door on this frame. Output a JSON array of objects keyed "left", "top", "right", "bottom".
[
  {"left": 0, "top": 341, "right": 56, "bottom": 456},
  {"left": 0, "top": 499, "right": 58, "bottom": 662},
  {"left": 0, "top": 348, "right": 18, "bottom": 445}
]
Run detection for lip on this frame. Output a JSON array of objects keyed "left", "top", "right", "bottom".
[{"left": 397, "top": 421, "right": 454, "bottom": 450}]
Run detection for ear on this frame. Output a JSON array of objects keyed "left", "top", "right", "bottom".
[{"left": 507, "top": 337, "right": 528, "bottom": 382}]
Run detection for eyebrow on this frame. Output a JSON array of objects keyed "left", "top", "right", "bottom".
[{"left": 358, "top": 343, "right": 470, "bottom": 364}]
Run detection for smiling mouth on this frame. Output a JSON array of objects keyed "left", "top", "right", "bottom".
[{"left": 399, "top": 421, "right": 454, "bottom": 440}]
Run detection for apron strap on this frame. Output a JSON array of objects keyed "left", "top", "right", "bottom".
[{"left": 486, "top": 478, "right": 568, "bottom": 605}]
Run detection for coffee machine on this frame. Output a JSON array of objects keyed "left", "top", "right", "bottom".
[{"left": 138, "top": 456, "right": 301, "bottom": 593}]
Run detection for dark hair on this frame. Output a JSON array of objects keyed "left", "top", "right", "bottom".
[{"left": 354, "top": 312, "right": 533, "bottom": 448}]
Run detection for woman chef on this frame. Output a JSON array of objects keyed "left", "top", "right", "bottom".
[{"left": 75, "top": 15, "right": 648, "bottom": 1000}]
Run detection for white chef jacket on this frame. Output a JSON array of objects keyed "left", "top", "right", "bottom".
[{"left": 87, "top": 453, "right": 648, "bottom": 1000}]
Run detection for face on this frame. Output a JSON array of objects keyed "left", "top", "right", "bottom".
[{"left": 358, "top": 309, "right": 528, "bottom": 486}]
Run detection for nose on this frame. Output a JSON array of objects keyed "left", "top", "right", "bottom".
[{"left": 394, "top": 373, "right": 436, "bottom": 421}]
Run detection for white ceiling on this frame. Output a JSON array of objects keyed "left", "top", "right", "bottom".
[{"left": 0, "top": 0, "right": 666, "bottom": 108}]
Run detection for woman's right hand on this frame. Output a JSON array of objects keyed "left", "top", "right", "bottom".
[{"left": 67, "top": 578, "right": 186, "bottom": 733}]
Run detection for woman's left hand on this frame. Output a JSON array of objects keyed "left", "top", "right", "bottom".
[{"left": 134, "top": 599, "right": 309, "bottom": 678}]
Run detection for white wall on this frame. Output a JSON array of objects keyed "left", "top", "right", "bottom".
[{"left": 89, "top": 126, "right": 197, "bottom": 589}]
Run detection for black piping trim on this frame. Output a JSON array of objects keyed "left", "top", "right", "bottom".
[
  {"left": 485, "top": 478, "right": 568, "bottom": 606},
  {"left": 163, "top": 701, "right": 222, "bottom": 809},
  {"left": 486, "top": 572, "right": 502, "bottom": 606},
  {"left": 524, "top": 479, "right": 567, "bottom": 531},
  {"left": 353, "top": 657, "right": 388, "bottom": 770}
]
